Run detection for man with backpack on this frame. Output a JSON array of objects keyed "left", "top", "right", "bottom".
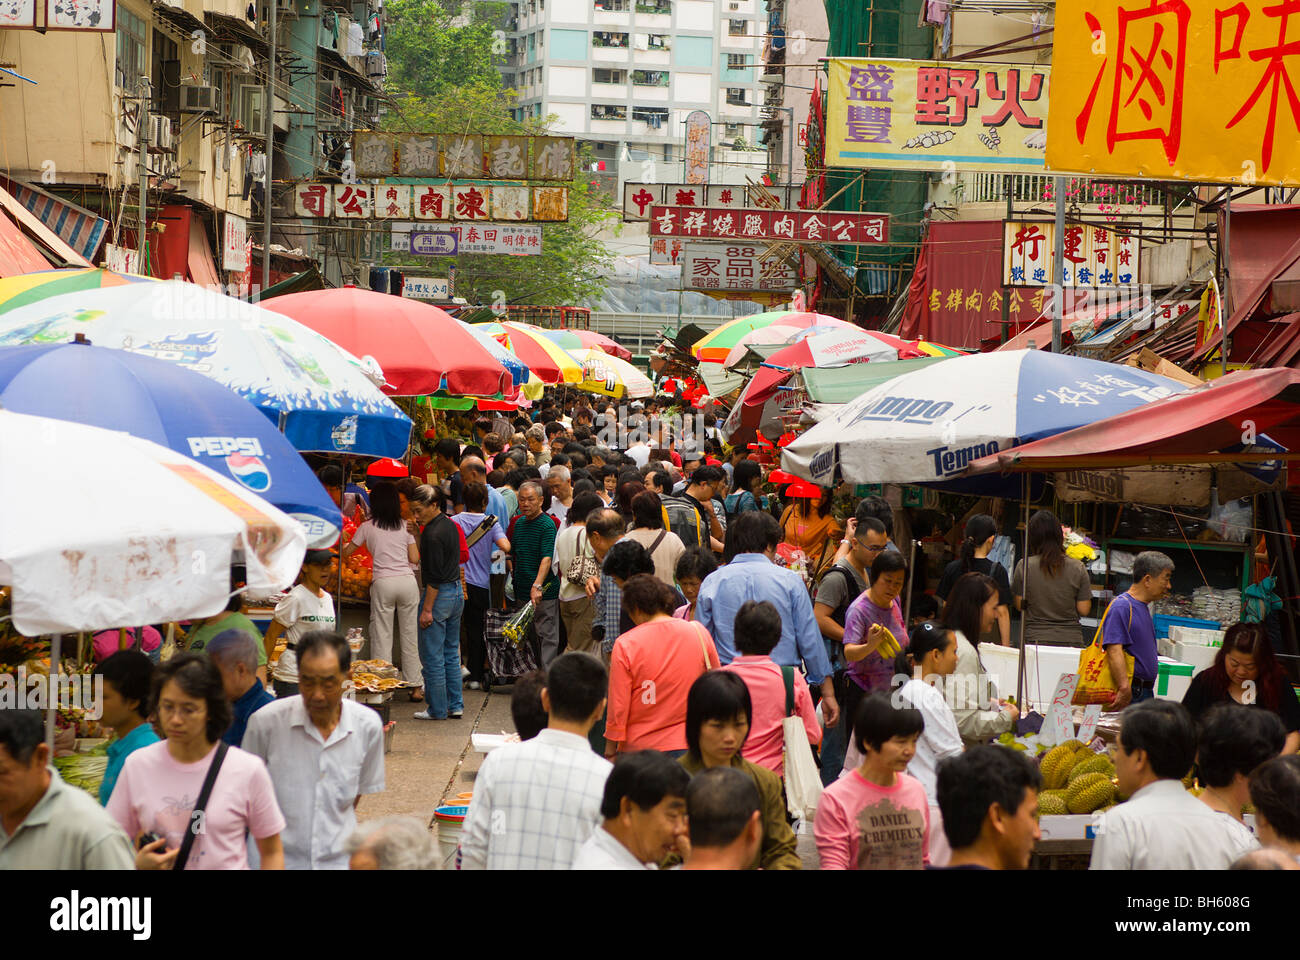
[
  {"left": 661, "top": 466, "right": 725, "bottom": 554},
  {"left": 812, "top": 516, "right": 890, "bottom": 783}
]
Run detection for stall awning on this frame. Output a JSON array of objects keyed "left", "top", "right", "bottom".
[
  {"left": 899, "top": 219, "right": 1004, "bottom": 350},
  {"left": 0, "top": 207, "right": 53, "bottom": 277},
  {"left": 0, "top": 182, "right": 91, "bottom": 267},
  {"left": 0, "top": 175, "right": 108, "bottom": 264},
  {"left": 801, "top": 356, "right": 948, "bottom": 404},
  {"left": 967, "top": 368, "right": 1300, "bottom": 472}
]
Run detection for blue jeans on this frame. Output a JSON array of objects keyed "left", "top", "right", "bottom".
[
  {"left": 420, "top": 582, "right": 465, "bottom": 718},
  {"left": 1132, "top": 683, "right": 1155, "bottom": 704}
]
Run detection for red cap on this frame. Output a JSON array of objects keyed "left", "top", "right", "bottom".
[
  {"left": 785, "top": 480, "right": 823, "bottom": 498},
  {"left": 366, "top": 458, "right": 409, "bottom": 478},
  {"left": 423, "top": 428, "right": 439, "bottom": 440}
]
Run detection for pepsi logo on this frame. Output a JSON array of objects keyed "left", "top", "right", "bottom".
[{"left": 227, "top": 453, "right": 272, "bottom": 492}]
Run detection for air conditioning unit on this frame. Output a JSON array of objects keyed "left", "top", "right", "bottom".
[
  {"left": 729, "top": 2, "right": 740, "bottom": 8},
  {"left": 150, "top": 116, "right": 175, "bottom": 152},
  {"left": 180, "top": 85, "right": 217, "bottom": 113}
]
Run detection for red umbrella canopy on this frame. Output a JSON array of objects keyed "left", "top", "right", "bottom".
[
  {"left": 262, "top": 286, "right": 512, "bottom": 397},
  {"left": 578, "top": 330, "right": 633, "bottom": 361}
]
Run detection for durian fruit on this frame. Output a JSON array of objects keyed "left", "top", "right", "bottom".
[
  {"left": 1067, "top": 771, "right": 1117, "bottom": 813},
  {"left": 1040, "top": 740, "right": 1086, "bottom": 790},
  {"left": 1038, "top": 792, "right": 1069, "bottom": 816},
  {"left": 1068, "top": 754, "right": 1116, "bottom": 785},
  {"left": 1040, "top": 788, "right": 1069, "bottom": 800}
]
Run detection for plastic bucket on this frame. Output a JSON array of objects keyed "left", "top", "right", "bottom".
[{"left": 434, "top": 804, "right": 469, "bottom": 867}]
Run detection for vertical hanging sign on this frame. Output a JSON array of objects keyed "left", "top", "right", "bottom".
[{"left": 684, "top": 110, "right": 711, "bottom": 185}]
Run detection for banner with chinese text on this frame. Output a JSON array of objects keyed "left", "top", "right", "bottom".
[
  {"left": 622, "top": 182, "right": 799, "bottom": 221},
  {"left": 350, "top": 133, "right": 575, "bottom": 180},
  {"left": 1048, "top": 0, "right": 1300, "bottom": 186},
  {"left": 390, "top": 222, "right": 542, "bottom": 255},
  {"left": 649, "top": 206, "right": 889, "bottom": 244},
  {"left": 1003, "top": 220, "right": 1141, "bottom": 287},
  {"left": 826, "top": 58, "right": 1050, "bottom": 173},
  {"left": 680, "top": 244, "right": 799, "bottom": 292},
  {"left": 294, "top": 183, "right": 566, "bottom": 222}
]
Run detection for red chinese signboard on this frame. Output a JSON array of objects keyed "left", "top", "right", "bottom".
[{"left": 648, "top": 206, "right": 889, "bottom": 244}]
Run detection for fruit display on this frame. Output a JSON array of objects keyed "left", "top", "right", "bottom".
[
  {"left": 1066, "top": 772, "right": 1117, "bottom": 813},
  {"left": 1040, "top": 740, "right": 1089, "bottom": 790}
]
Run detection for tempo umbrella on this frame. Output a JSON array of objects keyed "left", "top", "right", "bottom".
[
  {"left": 0, "top": 408, "right": 307, "bottom": 636},
  {"left": 0, "top": 280, "right": 413, "bottom": 458},
  {"left": 0, "top": 267, "right": 154, "bottom": 315},
  {"left": 782, "top": 349, "right": 1190, "bottom": 485},
  {"left": 263, "top": 286, "right": 514, "bottom": 397},
  {"left": 567, "top": 347, "right": 655, "bottom": 399},
  {"left": 0, "top": 342, "right": 342, "bottom": 547}
]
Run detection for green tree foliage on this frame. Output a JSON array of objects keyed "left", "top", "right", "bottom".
[{"left": 380, "top": 0, "right": 617, "bottom": 308}]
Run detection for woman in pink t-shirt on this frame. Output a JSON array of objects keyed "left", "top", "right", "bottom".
[
  {"left": 815, "top": 691, "right": 931, "bottom": 870},
  {"left": 605, "top": 574, "right": 719, "bottom": 758},
  {"left": 108, "top": 654, "right": 285, "bottom": 870},
  {"left": 343, "top": 483, "right": 421, "bottom": 695}
]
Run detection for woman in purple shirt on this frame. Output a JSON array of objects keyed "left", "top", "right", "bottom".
[{"left": 840, "top": 550, "right": 909, "bottom": 749}]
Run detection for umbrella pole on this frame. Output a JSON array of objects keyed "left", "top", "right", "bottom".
[
  {"left": 903, "top": 538, "right": 917, "bottom": 626},
  {"left": 44, "top": 633, "right": 61, "bottom": 757},
  {"left": 1015, "top": 474, "right": 1030, "bottom": 712}
]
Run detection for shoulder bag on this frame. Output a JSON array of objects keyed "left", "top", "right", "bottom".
[
  {"left": 691, "top": 621, "right": 714, "bottom": 672},
  {"left": 566, "top": 530, "right": 601, "bottom": 586},
  {"left": 1074, "top": 597, "right": 1135, "bottom": 705},
  {"left": 780, "top": 666, "right": 823, "bottom": 821},
  {"left": 173, "top": 741, "right": 229, "bottom": 871}
]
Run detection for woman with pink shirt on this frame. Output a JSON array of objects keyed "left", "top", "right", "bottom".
[
  {"left": 815, "top": 691, "right": 931, "bottom": 869},
  {"left": 107, "top": 654, "right": 285, "bottom": 870},
  {"left": 720, "top": 600, "right": 821, "bottom": 778},
  {"left": 605, "top": 574, "right": 720, "bottom": 759},
  {"left": 343, "top": 483, "right": 422, "bottom": 697}
]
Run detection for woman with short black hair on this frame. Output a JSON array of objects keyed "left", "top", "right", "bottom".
[
  {"left": 622, "top": 490, "right": 686, "bottom": 588},
  {"left": 106, "top": 653, "right": 286, "bottom": 870},
  {"left": 678, "top": 670, "right": 800, "bottom": 870},
  {"left": 94, "top": 650, "right": 160, "bottom": 805},
  {"left": 1183, "top": 622, "right": 1300, "bottom": 754}
]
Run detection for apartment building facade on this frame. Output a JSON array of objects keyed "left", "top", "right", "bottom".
[{"left": 501, "top": 0, "right": 767, "bottom": 192}]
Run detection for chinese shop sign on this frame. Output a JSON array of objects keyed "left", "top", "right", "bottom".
[
  {"left": 1049, "top": 0, "right": 1300, "bottom": 185},
  {"left": 649, "top": 206, "right": 889, "bottom": 244},
  {"left": 1002, "top": 220, "right": 1142, "bottom": 286},
  {"left": 826, "top": 58, "right": 1051, "bottom": 173}
]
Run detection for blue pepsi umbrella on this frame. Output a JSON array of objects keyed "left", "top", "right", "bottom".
[{"left": 0, "top": 342, "right": 342, "bottom": 547}]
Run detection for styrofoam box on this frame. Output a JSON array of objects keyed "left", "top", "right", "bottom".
[
  {"left": 980, "top": 643, "right": 1196, "bottom": 709},
  {"left": 1174, "top": 641, "right": 1219, "bottom": 677},
  {"left": 1168, "top": 624, "right": 1225, "bottom": 647}
]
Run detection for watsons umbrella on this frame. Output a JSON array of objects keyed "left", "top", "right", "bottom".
[
  {"left": 0, "top": 342, "right": 342, "bottom": 548},
  {"left": 782, "top": 349, "right": 1191, "bottom": 484},
  {"left": 0, "top": 280, "right": 413, "bottom": 458}
]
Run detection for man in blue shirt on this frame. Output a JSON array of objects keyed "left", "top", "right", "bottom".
[
  {"left": 1102, "top": 551, "right": 1173, "bottom": 709},
  {"left": 696, "top": 511, "right": 840, "bottom": 730},
  {"left": 93, "top": 650, "right": 160, "bottom": 805},
  {"left": 208, "top": 629, "right": 275, "bottom": 747}
]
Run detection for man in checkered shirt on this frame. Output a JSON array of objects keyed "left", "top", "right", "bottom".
[{"left": 459, "top": 653, "right": 612, "bottom": 869}]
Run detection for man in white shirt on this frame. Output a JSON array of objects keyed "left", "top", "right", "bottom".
[
  {"left": 572, "top": 750, "right": 690, "bottom": 869},
  {"left": 1090, "top": 700, "right": 1246, "bottom": 870},
  {"left": 243, "top": 632, "right": 385, "bottom": 870},
  {"left": 460, "top": 652, "right": 612, "bottom": 870},
  {"left": 263, "top": 549, "right": 337, "bottom": 698},
  {"left": 547, "top": 465, "right": 574, "bottom": 526}
]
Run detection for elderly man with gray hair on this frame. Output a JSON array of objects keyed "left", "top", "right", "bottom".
[
  {"left": 347, "top": 816, "right": 441, "bottom": 869},
  {"left": 525, "top": 424, "right": 550, "bottom": 468},
  {"left": 1101, "top": 550, "right": 1174, "bottom": 710},
  {"left": 546, "top": 464, "right": 574, "bottom": 526},
  {"left": 509, "top": 480, "right": 561, "bottom": 667},
  {"left": 207, "top": 628, "right": 276, "bottom": 748},
  {"left": 461, "top": 454, "right": 511, "bottom": 534}
]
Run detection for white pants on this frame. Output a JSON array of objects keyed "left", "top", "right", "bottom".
[{"left": 370, "top": 574, "right": 421, "bottom": 685}]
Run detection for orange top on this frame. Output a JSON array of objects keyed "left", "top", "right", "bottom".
[
  {"left": 606, "top": 618, "right": 720, "bottom": 751},
  {"left": 782, "top": 506, "right": 842, "bottom": 570}
]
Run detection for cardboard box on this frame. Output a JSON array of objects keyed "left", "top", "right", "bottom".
[{"left": 1125, "top": 348, "right": 1202, "bottom": 387}]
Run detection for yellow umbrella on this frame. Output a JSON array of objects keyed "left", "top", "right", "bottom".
[
  {"left": 473, "top": 321, "right": 583, "bottom": 384},
  {"left": 567, "top": 348, "right": 655, "bottom": 400}
]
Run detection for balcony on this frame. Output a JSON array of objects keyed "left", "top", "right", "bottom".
[
  {"left": 592, "top": 82, "right": 629, "bottom": 97},
  {"left": 964, "top": 173, "right": 1166, "bottom": 209}
]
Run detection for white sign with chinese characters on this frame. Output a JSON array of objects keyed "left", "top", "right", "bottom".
[
  {"left": 372, "top": 184, "right": 412, "bottom": 220},
  {"left": 390, "top": 222, "right": 543, "bottom": 256},
  {"left": 402, "top": 277, "right": 452, "bottom": 300},
  {"left": 1003, "top": 220, "right": 1141, "bottom": 288},
  {"left": 649, "top": 236, "right": 685, "bottom": 266},
  {"left": 680, "top": 244, "right": 798, "bottom": 292},
  {"left": 1041, "top": 673, "right": 1080, "bottom": 747},
  {"left": 222, "top": 214, "right": 249, "bottom": 272},
  {"left": 623, "top": 182, "right": 798, "bottom": 221}
]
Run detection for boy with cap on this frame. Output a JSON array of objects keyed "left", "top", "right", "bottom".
[{"left": 264, "top": 549, "right": 337, "bottom": 698}]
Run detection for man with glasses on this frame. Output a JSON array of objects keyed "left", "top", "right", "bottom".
[
  {"left": 812, "top": 516, "right": 890, "bottom": 784},
  {"left": 243, "top": 631, "right": 386, "bottom": 870}
]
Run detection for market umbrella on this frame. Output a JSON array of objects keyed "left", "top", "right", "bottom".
[
  {"left": 262, "top": 286, "right": 514, "bottom": 397},
  {"left": 0, "top": 342, "right": 342, "bottom": 547},
  {"left": 782, "top": 349, "right": 1191, "bottom": 485},
  {"left": 721, "top": 331, "right": 949, "bottom": 446},
  {"left": 541, "top": 327, "right": 633, "bottom": 361},
  {"left": 0, "top": 408, "right": 307, "bottom": 636},
  {"left": 473, "top": 321, "right": 583, "bottom": 384},
  {"left": 691, "top": 311, "right": 859, "bottom": 362},
  {"left": 0, "top": 280, "right": 413, "bottom": 458},
  {"left": 458, "top": 319, "right": 531, "bottom": 388},
  {"left": 0, "top": 267, "right": 154, "bottom": 315},
  {"left": 567, "top": 347, "right": 655, "bottom": 399}
]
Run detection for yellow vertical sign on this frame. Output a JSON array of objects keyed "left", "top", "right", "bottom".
[{"left": 1048, "top": 0, "right": 1300, "bottom": 186}]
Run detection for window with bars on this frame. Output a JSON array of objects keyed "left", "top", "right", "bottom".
[
  {"left": 725, "top": 87, "right": 749, "bottom": 105},
  {"left": 632, "top": 69, "right": 669, "bottom": 86},
  {"left": 726, "top": 53, "right": 747, "bottom": 70},
  {"left": 593, "top": 68, "right": 627, "bottom": 83},
  {"left": 115, "top": 6, "right": 147, "bottom": 90},
  {"left": 728, "top": 18, "right": 746, "bottom": 35},
  {"left": 592, "top": 103, "right": 628, "bottom": 119}
]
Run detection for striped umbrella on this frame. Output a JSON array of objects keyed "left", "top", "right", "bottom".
[
  {"left": 566, "top": 348, "right": 654, "bottom": 399},
  {"left": 474, "top": 321, "right": 583, "bottom": 384},
  {"left": 541, "top": 327, "right": 633, "bottom": 361},
  {"left": 0, "top": 268, "right": 154, "bottom": 315},
  {"left": 692, "top": 311, "right": 859, "bottom": 362}
]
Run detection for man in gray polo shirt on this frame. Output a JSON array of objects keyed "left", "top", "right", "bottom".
[
  {"left": 0, "top": 709, "right": 135, "bottom": 869},
  {"left": 243, "top": 631, "right": 385, "bottom": 870}
]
